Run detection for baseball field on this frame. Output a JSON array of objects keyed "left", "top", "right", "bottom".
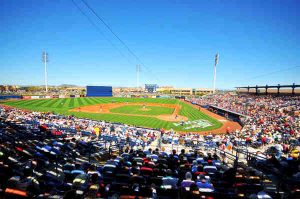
[{"left": 1, "top": 97, "right": 223, "bottom": 132}]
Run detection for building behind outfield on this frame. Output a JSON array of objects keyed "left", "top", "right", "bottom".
[
  {"left": 157, "top": 87, "right": 213, "bottom": 96},
  {"left": 86, "top": 86, "right": 112, "bottom": 97}
]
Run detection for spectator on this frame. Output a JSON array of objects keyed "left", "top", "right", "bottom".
[
  {"left": 162, "top": 169, "right": 178, "bottom": 189},
  {"left": 181, "top": 172, "right": 195, "bottom": 188}
]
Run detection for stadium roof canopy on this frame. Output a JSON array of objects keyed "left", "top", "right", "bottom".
[{"left": 236, "top": 83, "right": 300, "bottom": 94}]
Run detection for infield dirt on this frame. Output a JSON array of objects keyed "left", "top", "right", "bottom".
[
  {"left": 70, "top": 101, "right": 242, "bottom": 134},
  {"left": 70, "top": 102, "right": 188, "bottom": 122}
]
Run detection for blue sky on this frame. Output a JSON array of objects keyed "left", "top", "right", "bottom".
[{"left": 0, "top": 0, "right": 299, "bottom": 89}]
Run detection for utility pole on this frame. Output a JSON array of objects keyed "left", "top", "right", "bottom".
[
  {"left": 136, "top": 65, "right": 140, "bottom": 91},
  {"left": 42, "top": 51, "right": 49, "bottom": 92},
  {"left": 213, "top": 53, "right": 219, "bottom": 93}
]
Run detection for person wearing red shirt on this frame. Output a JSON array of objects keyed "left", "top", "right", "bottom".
[
  {"left": 262, "top": 136, "right": 267, "bottom": 146},
  {"left": 140, "top": 162, "right": 153, "bottom": 177}
]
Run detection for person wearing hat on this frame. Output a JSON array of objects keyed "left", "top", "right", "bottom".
[{"left": 191, "top": 160, "right": 198, "bottom": 173}]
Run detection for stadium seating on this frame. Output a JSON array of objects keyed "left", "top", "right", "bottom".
[{"left": 0, "top": 94, "right": 300, "bottom": 198}]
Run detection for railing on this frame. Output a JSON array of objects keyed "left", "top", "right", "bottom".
[{"left": 192, "top": 140, "right": 273, "bottom": 170}]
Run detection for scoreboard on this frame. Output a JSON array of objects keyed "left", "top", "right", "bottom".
[{"left": 86, "top": 86, "right": 112, "bottom": 97}]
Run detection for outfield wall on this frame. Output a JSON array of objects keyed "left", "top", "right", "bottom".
[
  {"left": 0, "top": 95, "right": 22, "bottom": 100},
  {"left": 20, "top": 95, "right": 83, "bottom": 99}
]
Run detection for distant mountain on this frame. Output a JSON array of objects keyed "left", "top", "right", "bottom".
[{"left": 58, "top": 84, "right": 79, "bottom": 87}]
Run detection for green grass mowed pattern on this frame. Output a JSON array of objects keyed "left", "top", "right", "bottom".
[{"left": 1, "top": 97, "right": 222, "bottom": 132}]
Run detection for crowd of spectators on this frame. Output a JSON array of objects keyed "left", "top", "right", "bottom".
[
  {"left": 193, "top": 94, "right": 299, "bottom": 116},
  {"left": 0, "top": 105, "right": 279, "bottom": 198},
  {"left": 0, "top": 85, "right": 85, "bottom": 97},
  {"left": 1, "top": 93, "right": 300, "bottom": 198},
  {"left": 0, "top": 106, "right": 155, "bottom": 148},
  {"left": 3, "top": 104, "right": 296, "bottom": 198},
  {"left": 0, "top": 105, "right": 159, "bottom": 198},
  {"left": 189, "top": 94, "right": 300, "bottom": 151}
]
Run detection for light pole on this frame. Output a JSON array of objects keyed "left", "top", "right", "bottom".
[
  {"left": 213, "top": 53, "right": 219, "bottom": 93},
  {"left": 42, "top": 51, "right": 49, "bottom": 92}
]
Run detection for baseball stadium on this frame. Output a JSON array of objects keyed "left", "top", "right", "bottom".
[
  {"left": 1, "top": 1, "right": 300, "bottom": 199},
  {"left": 0, "top": 96, "right": 227, "bottom": 133}
]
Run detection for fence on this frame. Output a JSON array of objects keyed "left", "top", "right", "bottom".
[{"left": 0, "top": 95, "right": 22, "bottom": 100}]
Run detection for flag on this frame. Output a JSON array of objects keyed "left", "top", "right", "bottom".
[{"left": 215, "top": 53, "right": 219, "bottom": 66}]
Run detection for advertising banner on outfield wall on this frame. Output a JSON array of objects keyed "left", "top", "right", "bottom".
[
  {"left": 70, "top": 95, "right": 76, "bottom": 98},
  {"left": 31, "top": 96, "right": 39, "bottom": 99},
  {"left": 52, "top": 95, "right": 59, "bottom": 98},
  {"left": 59, "top": 95, "right": 65, "bottom": 98},
  {"left": 45, "top": 96, "right": 51, "bottom": 99},
  {"left": 22, "top": 96, "right": 31, "bottom": 99},
  {"left": 157, "top": 95, "right": 171, "bottom": 98},
  {"left": 75, "top": 95, "right": 80, "bottom": 98}
]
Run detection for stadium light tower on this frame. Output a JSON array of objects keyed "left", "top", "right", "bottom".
[
  {"left": 213, "top": 53, "right": 219, "bottom": 93},
  {"left": 42, "top": 51, "right": 49, "bottom": 92}
]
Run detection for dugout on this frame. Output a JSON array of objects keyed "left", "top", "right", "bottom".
[
  {"left": 175, "top": 96, "right": 186, "bottom": 100},
  {"left": 208, "top": 105, "right": 246, "bottom": 125}
]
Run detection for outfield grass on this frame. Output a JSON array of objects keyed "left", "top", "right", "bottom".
[
  {"left": 110, "top": 105, "right": 174, "bottom": 115},
  {"left": 0, "top": 97, "right": 222, "bottom": 132}
]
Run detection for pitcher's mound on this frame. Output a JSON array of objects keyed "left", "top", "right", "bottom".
[
  {"left": 157, "top": 114, "right": 188, "bottom": 122},
  {"left": 140, "top": 108, "right": 150, "bottom": 111}
]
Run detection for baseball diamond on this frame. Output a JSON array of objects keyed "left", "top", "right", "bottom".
[{"left": 0, "top": 97, "right": 232, "bottom": 132}]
